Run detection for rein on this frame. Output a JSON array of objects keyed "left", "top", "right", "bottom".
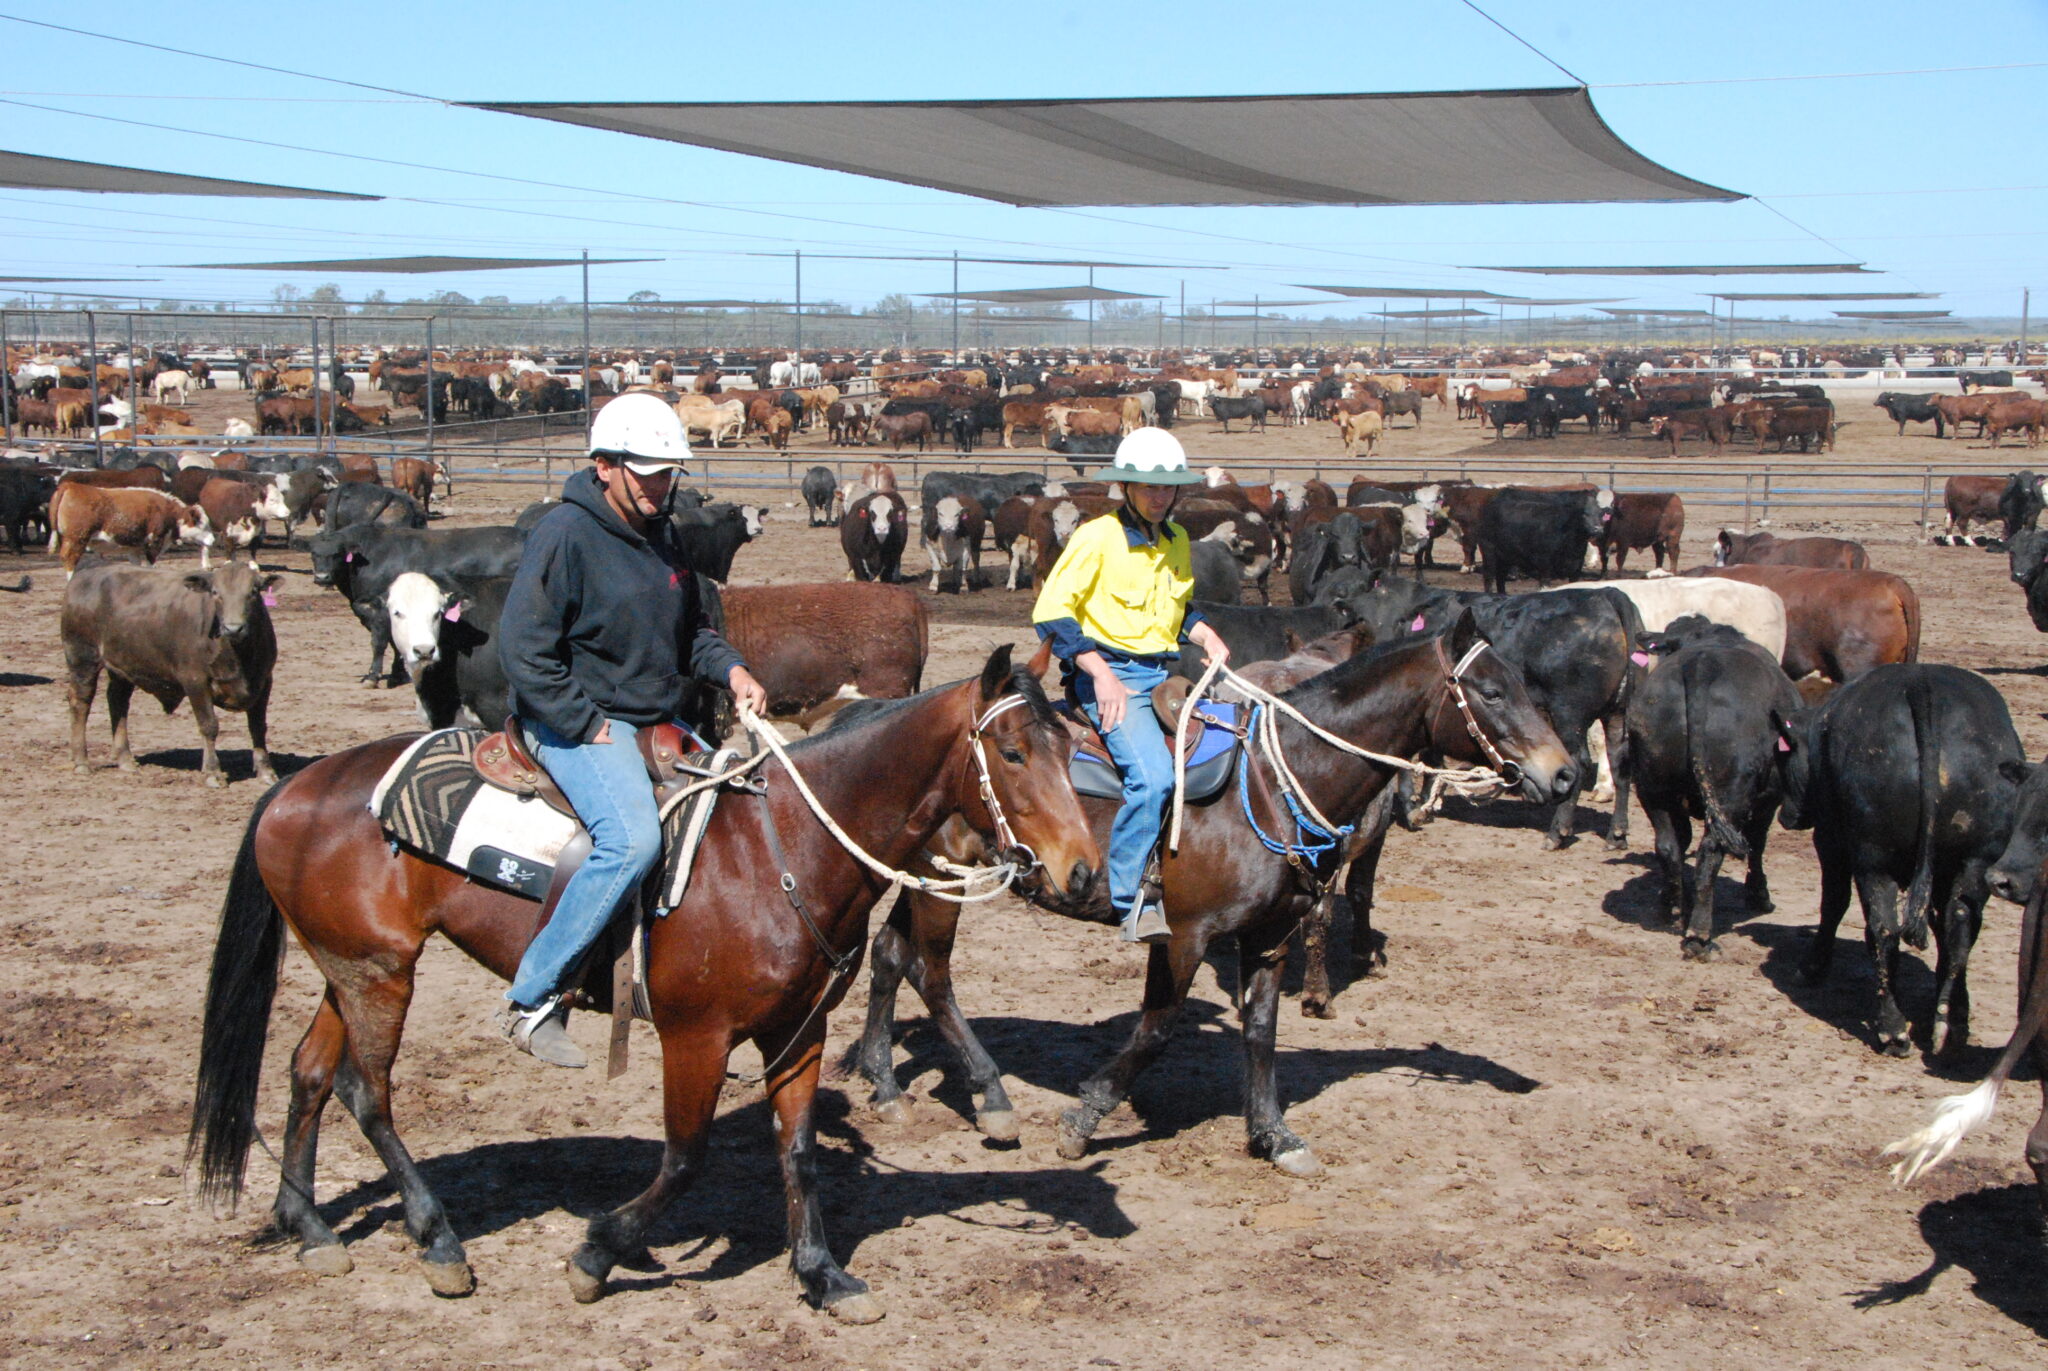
[{"left": 1167, "top": 645, "right": 1511, "bottom": 856}]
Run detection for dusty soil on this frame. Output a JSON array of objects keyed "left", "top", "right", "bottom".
[{"left": 3, "top": 390, "right": 2046, "bottom": 1370}]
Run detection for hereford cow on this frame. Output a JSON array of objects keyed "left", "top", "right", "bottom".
[
  {"left": 49, "top": 484, "right": 212, "bottom": 576},
  {"left": 62, "top": 558, "right": 280, "bottom": 787},
  {"left": 1714, "top": 530, "right": 1869, "bottom": 571},
  {"left": 196, "top": 477, "right": 289, "bottom": 567},
  {"left": 841, "top": 490, "right": 908, "bottom": 582},
  {"left": 921, "top": 493, "right": 985, "bottom": 594},
  {"left": 1778, "top": 664, "right": 2024, "bottom": 1058},
  {"left": 308, "top": 521, "right": 526, "bottom": 685},
  {"left": 719, "top": 582, "right": 928, "bottom": 730},
  {"left": 384, "top": 571, "right": 513, "bottom": 728},
  {"left": 1691, "top": 564, "right": 1919, "bottom": 681}
]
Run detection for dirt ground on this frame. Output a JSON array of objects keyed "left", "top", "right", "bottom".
[{"left": 3, "top": 388, "right": 2047, "bottom": 1370}]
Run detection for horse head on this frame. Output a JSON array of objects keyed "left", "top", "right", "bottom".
[
  {"left": 1425, "top": 609, "right": 1575, "bottom": 806},
  {"left": 962, "top": 643, "right": 1098, "bottom": 904}
]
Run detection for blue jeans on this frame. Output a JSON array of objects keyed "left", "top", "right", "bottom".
[
  {"left": 1074, "top": 659, "right": 1175, "bottom": 917},
  {"left": 506, "top": 717, "right": 663, "bottom": 1008}
]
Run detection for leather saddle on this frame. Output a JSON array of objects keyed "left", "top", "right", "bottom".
[
  {"left": 1065, "top": 677, "right": 1243, "bottom": 805},
  {"left": 475, "top": 715, "right": 692, "bottom": 819}
]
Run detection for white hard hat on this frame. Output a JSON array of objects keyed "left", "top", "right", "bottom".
[
  {"left": 589, "top": 391, "right": 690, "bottom": 473},
  {"left": 1098, "top": 426, "right": 1201, "bottom": 485}
]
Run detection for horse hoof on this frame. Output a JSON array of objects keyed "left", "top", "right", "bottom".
[
  {"left": 1272, "top": 1147, "right": 1324, "bottom": 1179},
  {"left": 873, "top": 1096, "right": 914, "bottom": 1126},
  {"left": 1300, "top": 998, "right": 1335, "bottom": 1020},
  {"left": 202, "top": 772, "right": 227, "bottom": 789},
  {"left": 1604, "top": 834, "right": 1628, "bottom": 852},
  {"left": 824, "top": 1291, "right": 886, "bottom": 1325},
  {"left": 421, "top": 1258, "right": 474, "bottom": 1297},
  {"left": 298, "top": 1243, "right": 353, "bottom": 1278},
  {"left": 976, "top": 1108, "right": 1020, "bottom": 1143},
  {"left": 1879, "top": 1035, "right": 1912, "bottom": 1059},
  {"left": 1682, "top": 940, "right": 1722, "bottom": 963},
  {"left": 565, "top": 1248, "right": 608, "bottom": 1304},
  {"left": 1054, "top": 1112, "right": 1091, "bottom": 1161},
  {"left": 1541, "top": 834, "right": 1565, "bottom": 852},
  {"left": 1747, "top": 888, "right": 1774, "bottom": 913}
]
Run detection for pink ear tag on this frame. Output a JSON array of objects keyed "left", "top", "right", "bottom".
[
  {"left": 1410, "top": 614, "right": 1427, "bottom": 632},
  {"left": 261, "top": 591, "right": 279, "bottom": 608},
  {"left": 443, "top": 603, "right": 463, "bottom": 623},
  {"left": 1777, "top": 736, "right": 1791, "bottom": 752},
  {"left": 1630, "top": 650, "right": 1651, "bottom": 666},
  {"left": 343, "top": 550, "right": 355, "bottom": 563}
]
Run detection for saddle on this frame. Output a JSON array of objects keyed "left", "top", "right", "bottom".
[
  {"left": 474, "top": 715, "right": 693, "bottom": 818},
  {"left": 1065, "top": 677, "right": 1243, "bottom": 805}
]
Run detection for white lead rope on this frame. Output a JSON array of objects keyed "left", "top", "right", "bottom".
[
  {"left": 736, "top": 705, "right": 1025, "bottom": 904},
  {"left": 1168, "top": 658, "right": 1509, "bottom": 854}
]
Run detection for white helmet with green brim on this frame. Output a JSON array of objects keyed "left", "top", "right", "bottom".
[{"left": 1093, "top": 427, "right": 1204, "bottom": 485}]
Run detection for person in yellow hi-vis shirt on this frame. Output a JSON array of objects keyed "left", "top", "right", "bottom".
[{"left": 1032, "top": 429, "right": 1231, "bottom": 943}]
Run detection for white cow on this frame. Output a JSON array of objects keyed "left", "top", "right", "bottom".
[
  {"left": 768, "top": 358, "right": 797, "bottom": 388},
  {"left": 797, "top": 361, "right": 822, "bottom": 388},
  {"left": 151, "top": 370, "right": 193, "bottom": 404}
]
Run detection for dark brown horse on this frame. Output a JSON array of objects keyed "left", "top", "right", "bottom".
[
  {"left": 188, "top": 647, "right": 1097, "bottom": 1319},
  {"left": 853, "top": 612, "right": 1574, "bottom": 1174}
]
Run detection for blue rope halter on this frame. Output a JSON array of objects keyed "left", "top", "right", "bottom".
[{"left": 1235, "top": 704, "right": 1355, "bottom": 862}]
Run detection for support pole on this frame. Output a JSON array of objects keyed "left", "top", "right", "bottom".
[
  {"left": 311, "top": 315, "right": 323, "bottom": 449},
  {"left": 126, "top": 313, "right": 137, "bottom": 436},
  {"left": 87, "top": 310, "right": 101, "bottom": 466},
  {"left": 0, "top": 310, "right": 11, "bottom": 439},
  {"left": 581, "top": 251, "right": 593, "bottom": 448},
  {"left": 794, "top": 249, "right": 803, "bottom": 358},
  {"left": 2023, "top": 286, "right": 2032, "bottom": 365},
  {"left": 951, "top": 251, "right": 959, "bottom": 363},
  {"left": 424, "top": 315, "right": 436, "bottom": 467},
  {"left": 1179, "top": 280, "right": 1185, "bottom": 353}
]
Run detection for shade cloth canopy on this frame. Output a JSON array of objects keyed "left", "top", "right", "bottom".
[
  {"left": 1376, "top": 308, "right": 1490, "bottom": 318},
  {"left": 1481, "top": 263, "right": 1876, "bottom": 276},
  {"left": 920, "top": 285, "right": 1161, "bottom": 303},
  {"left": 1213, "top": 299, "right": 1328, "bottom": 307},
  {"left": 0, "top": 148, "right": 375, "bottom": 200},
  {"left": 471, "top": 88, "right": 1739, "bottom": 207},
  {"left": 1709, "top": 291, "right": 1937, "bottom": 302},
  {"left": 179, "top": 255, "right": 654, "bottom": 273},
  {"left": 1298, "top": 284, "right": 1524, "bottom": 300},
  {"left": 1833, "top": 310, "right": 1953, "bottom": 320},
  {"left": 1599, "top": 307, "right": 1715, "bottom": 318},
  {"left": 752, "top": 253, "right": 1174, "bottom": 268}
]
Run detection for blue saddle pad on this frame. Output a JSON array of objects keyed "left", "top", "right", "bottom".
[{"left": 1070, "top": 701, "right": 1241, "bottom": 804}]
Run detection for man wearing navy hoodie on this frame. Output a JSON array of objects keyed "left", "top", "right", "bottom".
[{"left": 496, "top": 392, "right": 768, "bottom": 1066}]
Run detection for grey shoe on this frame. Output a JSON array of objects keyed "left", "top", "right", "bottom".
[
  {"left": 498, "top": 995, "right": 587, "bottom": 1069},
  {"left": 1119, "top": 904, "right": 1171, "bottom": 945}
]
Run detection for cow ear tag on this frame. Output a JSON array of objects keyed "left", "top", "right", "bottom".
[
  {"left": 444, "top": 603, "right": 463, "bottom": 623},
  {"left": 1630, "top": 650, "right": 1651, "bottom": 666},
  {"left": 1410, "top": 614, "right": 1427, "bottom": 632},
  {"left": 1777, "top": 736, "right": 1791, "bottom": 752},
  {"left": 261, "top": 591, "right": 279, "bottom": 608}
]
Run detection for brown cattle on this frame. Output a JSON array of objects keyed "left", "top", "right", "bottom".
[
  {"left": 47, "top": 387, "right": 96, "bottom": 434},
  {"left": 392, "top": 458, "right": 437, "bottom": 512},
  {"left": 1595, "top": 492, "right": 1685, "bottom": 574},
  {"left": 1940, "top": 474, "right": 2006, "bottom": 541},
  {"left": 1333, "top": 408, "right": 1382, "bottom": 458},
  {"left": 1001, "top": 401, "right": 1049, "bottom": 448},
  {"left": 256, "top": 395, "right": 316, "bottom": 436},
  {"left": 718, "top": 582, "right": 928, "bottom": 729},
  {"left": 196, "top": 477, "right": 289, "bottom": 567},
  {"left": 825, "top": 401, "right": 870, "bottom": 446},
  {"left": 1934, "top": 392, "right": 2013, "bottom": 439},
  {"left": 1752, "top": 405, "right": 1835, "bottom": 454},
  {"left": 874, "top": 411, "right": 932, "bottom": 452},
  {"left": 1059, "top": 408, "right": 1122, "bottom": 442},
  {"left": 143, "top": 404, "right": 194, "bottom": 426},
  {"left": 62, "top": 558, "right": 280, "bottom": 786},
  {"left": 762, "top": 408, "right": 795, "bottom": 451},
  {"left": 339, "top": 454, "right": 382, "bottom": 485},
  {"left": 1408, "top": 375, "right": 1450, "bottom": 409},
  {"left": 1691, "top": 564, "right": 1919, "bottom": 681},
  {"left": 11, "top": 398, "right": 56, "bottom": 435},
  {"left": 1714, "top": 530, "right": 1868, "bottom": 571},
  {"left": 49, "top": 484, "right": 213, "bottom": 576},
  {"left": 1649, "top": 409, "right": 1727, "bottom": 455},
  {"left": 276, "top": 368, "right": 315, "bottom": 394},
  {"left": 1985, "top": 395, "right": 2047, "bottom": 449},
  {"left": 343, "top": 403, "right": 392, "bottom": 428},
  {"left": 58, "top": 467, "right": 169, "bottom": 492},
  {"left": 860, "top": 462, "right": 898, "bottom": 493}
]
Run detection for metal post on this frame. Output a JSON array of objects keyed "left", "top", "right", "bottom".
[
  {"left": 951, "top": 251, "right": 959, "bottom": 363},
  {"left": 1919, "top": 465, "right": 1933, "bottom": 536},
  {"left": 1253, "top": 295, "right": 1260, "bottom": 356},
  {"left": 424, "top": 315, "right": 435, "bottom": 467},
  {"left": 581, "top": 251, "right": 593, "bottom": 446},
  {"left": 125, "top": 314, "right": 136, "bottom": 435},
  {"left": 2023, "top": 287, "right": 2032, "bottom": 366},
  {"left": 87, "top": 310, "right": 101, "bottom": 466},
  {"left": 0, "top": 310, "right": 11, "bottom": 439},
  {"left": 310, "top": 315, "right": 323, "bottom": 449},
  {"left": 1178, "top": 280, "right": 1186, "bottom": 353},
  {"left": 794, "top": 249, "right": 803, "bottom": 358}
]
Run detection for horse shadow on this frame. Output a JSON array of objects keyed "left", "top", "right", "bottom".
[
  {"left": 319, "top": 1090, "right": 1136, "bottom": 1290},
  {"left": 133, "top": 747, "right": 317, "bottom": 780},
  {"left": 1851, "top": 1183, "right": 2048, "bottom": 1334},
  {"left": 0, "top": 672, "right": 52, "bottom": 688},
  {"left": 877, "top": 1002, "right": 1538, "bottom": 1150},
  {"left": 1978, "top": 665, "right": 2048, "bottom": 679}
]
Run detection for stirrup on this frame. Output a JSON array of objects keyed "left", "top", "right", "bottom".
[{"left": 497, "top": 994, "right": 587, "bottom": 1068}]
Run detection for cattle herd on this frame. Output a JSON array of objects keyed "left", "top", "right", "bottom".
[{"left": 8, "top": 336, "right": 2048, "bottom": 1344}]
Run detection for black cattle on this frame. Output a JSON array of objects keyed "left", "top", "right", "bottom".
[
  {"left": 919, "top": 470, "right": 1045, "bottom": 517},
  {"left": 841, "top": 490, "right": 907, "bottom": 582},
  {"left": 1961, "top": 369, "right": 2016, "bottom": 393},
  {"left": 2008, "top": 528, "right": 2048, "bottom": 630},
  {"left": 0, "top": 467, "right": 56, "bottom": 552},
  {"left": 399, "top": 573, "right": 514, "bottom": 729},
  {"left": 668, "top": 502, "right": 762, "bottom": 582},
  {"left": 1530, "top": 386, "right": 1601, "bottom": 432},
  {"left": 1189, "top": 538, "right": 1240, "bottom": 604},
  {"left": 2000, "top": 470, "right": 2045, "bottom": 541},
  {"left": 1147, "top": 381, "right": 1181, "bottom": 428},
  {"left": 801, "top": 466, "right": 838, "bottom": 526},
  {"left": 1206, "top": 394, "right": 1267, "bottom": 433},
  {"left": 1288, "top": 512, "right": 1372, "bottom": 605},
  {"left": 1873, "top": 391, "right": 1947, "bottom": 437},
  {"left": 322, "top": 482, "right": 424, "bottom": 533},
  {"left": 307, "top": 521, "right": 526, "bottom": 685},
  {"left": 1474, "top": 489, "right": 1611, "bottom": 594},
  {"left": 513, "top": 499, "right": 559, "bottom": 533},
  {"left": 1482, "top": 397, "right": 1559, "bottom": 439},
  {"left": 1165, "top": 600, "right": 1357, "bottom": 682},
  {"left": 448, "top": 375, "right": 497, "bottom": 417},
  {"left": 1381, "top": 391, "right": 1425, "bottom": 426},
  {"left": 1778, "top": 663, "right": 2025, "bottom": 1058},
  {"left": 267, "top": 467, "right": 336, "bottom": 537},
  {"left": 1626, "top": 616, "right": 1800, "bottom": 960},
  {"left": 1046, "top": 431, "right": 1118, "bottom": 460},
  {"left": 949, "top": 409, "right": 978, "bottom": 454}
]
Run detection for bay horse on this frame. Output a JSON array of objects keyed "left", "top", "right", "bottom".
[
  {"left": 853, "top": 612, "right": 1573, "bottom": 1174},
  {"left": 187, "top": 647, "right": 1096, "bottom": 1319}
]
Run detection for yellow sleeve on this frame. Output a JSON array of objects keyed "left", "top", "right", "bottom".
[{"left": 1031, "top": 518, "right": 1108, "bottom": 628}]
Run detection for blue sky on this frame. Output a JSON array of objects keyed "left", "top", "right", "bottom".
[{"left": 3, "top": 1, "right": 2044, "bottom": 321}]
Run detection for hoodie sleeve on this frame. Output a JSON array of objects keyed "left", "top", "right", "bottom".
[
  {"left": 678, "top": 569, "right": 749, "bottom": 688},
  {"left": 497, "top": 520, "right": 605, "bottom": 743}
]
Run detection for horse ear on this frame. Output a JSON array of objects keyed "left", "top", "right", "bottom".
[
  {"left": 1025, "top": 637, "right": 1053, "bottom": 679},
  {"left": 1446, "top": 607, "right": 1479, "bottom": 657},
  {"left": 978, "top": 643, "right": 1016, "bottom": 705}
]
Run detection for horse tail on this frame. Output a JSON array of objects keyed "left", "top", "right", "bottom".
[
  {"left": 1898, "top": 673, "right": 1942, "bottom": 949},
  {"left": 1684, "top": 659, "right": 1748, "bottom": 858},
  {"left": 1897, "top": 579, "right": 1922, "bottom": 663},
  {"left": 186, "top": 779, "right": 287, "bottom": 1208},
  {"left": 1886, "top": 863, "right": 2048, "bottom": 1183}
]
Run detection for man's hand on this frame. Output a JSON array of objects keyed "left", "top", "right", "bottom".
[
  {"left": 1189, "top": 621, "right": 1231, "bottom": 670},
  {"left": 593, "top": 720, "right": 613, "bottom": 744},
  {"left": 728, "top": 666, "right": 770, "bottom": 717}
]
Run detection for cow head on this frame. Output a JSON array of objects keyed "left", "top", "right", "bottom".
[
  {"left": 865, "top": 497, "right": 895, "bottom": 545},
  {"left": 386, "top": 571, "right": 467, "bottom": 670},
  {"left": 306, "top": 528, "right": 358, "bottom": 586},
  {"left": 1327, "top": 512, "right": 1367, "bottom": 568},
  {"left": 1989, "top": 759, "right": 2048, "bottom": 904},
  {"left": 1397, "top": 503, "right": 1434, "bottom": 558},
  {"left": 1770, "top": 705, "right": 1822, "bottom": 831},
  {"left": 184, "top": 559, "right": 281, "bottom": 644},
  {"left": 176, "top": 503, "right": 214, "bottom": 548},
  {"left": 1584, "top": 490, "right": 1615, "bottom": 541},
  {"left": 934, "top": 496, "right": 964, "bottom": 538}
]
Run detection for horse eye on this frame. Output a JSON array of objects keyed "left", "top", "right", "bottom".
[
  {"left": 1480, "top": 686, "right": 1504, "bottom": 703},
  {"left": 1001, "top": 747, "right": 1025, "bottom": 765}
]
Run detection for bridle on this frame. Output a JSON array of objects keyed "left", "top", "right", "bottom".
[
  {"left": 1428, "top": 637, "right": 1524, "bottom": 788},
  {"left": 966, "top": 693, "right": 1042, "bottom": 876}
]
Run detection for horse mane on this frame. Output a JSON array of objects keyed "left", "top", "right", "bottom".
[{"left": 810, "top": 664, "right": 1057, "bottom": 745}]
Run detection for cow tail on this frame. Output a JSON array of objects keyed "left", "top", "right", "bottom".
[
  {"left": 1898, "top": 674, "right": 1943, "bottom": 950},
  {"left": 46, "top": 482, "right": 66, "bottom": 553},
  {"left": 186, "top": 779, "right": 287, "bottom": 1209},
  {"left": 1884, "top": 865, "right": 2048, "bottom": 1183},
  {"left": 1684, "top": 659, "right": 1748, "bottom": 858},
  {"left": 1898, "top": 581, "right": 1922, "bottom": 663}
]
